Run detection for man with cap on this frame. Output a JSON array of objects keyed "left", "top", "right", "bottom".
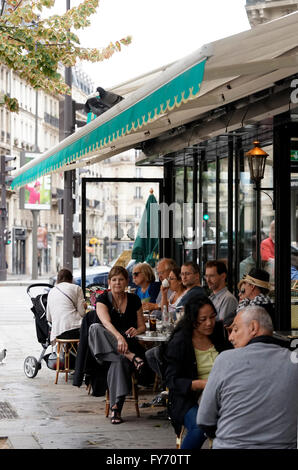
[{"left": 237, "top": 268, "right": 275, "bottom": 327}]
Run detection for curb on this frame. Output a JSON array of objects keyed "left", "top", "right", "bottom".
[{"left": 0, "top": 277, "right": 51, "bottom": 287}]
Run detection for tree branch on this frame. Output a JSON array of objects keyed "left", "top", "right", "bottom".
[{"left": 0, "top": 0, "right": 6, "bottom": 16}]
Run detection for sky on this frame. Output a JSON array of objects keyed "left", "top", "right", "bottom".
[{"left": 50, "top": 0, "right": 251, "bottom": 90}]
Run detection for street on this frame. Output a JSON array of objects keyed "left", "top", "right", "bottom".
[{"left": 0, "top": 284, "right": 174, "bottom": 450}]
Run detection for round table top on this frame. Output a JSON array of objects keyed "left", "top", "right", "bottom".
[{"left": 136, "top": 333, "right": 170, "bottom": 342}]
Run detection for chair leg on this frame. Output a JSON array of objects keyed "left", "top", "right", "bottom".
[
  {"left": 64, "top": 347, "right": 69, "bottom": 383},
  {"left": 153, "top": 373, "right": 160, "bottom": 393},
  {"left": 132, "top": 378, "right": 140, "bottom": 417},
  {"left": 55, "top": 342, "right": 60, "bottom": 384},
  {"left": 105, "top": 389, "right": 110, "bottom": 418},
  {"left": 176, "top": 426, "right": 184, "bottom": 449}
]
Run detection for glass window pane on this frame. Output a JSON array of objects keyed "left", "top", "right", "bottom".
[
  {"left": 219, "top": 158, "right": 228, "bottom": 259},
  {"left": 202, "top": 161, "right": 216, "bottom": 263}
]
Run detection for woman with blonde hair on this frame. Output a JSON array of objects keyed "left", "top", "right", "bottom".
[{"left": 132, "top": 262, "right": 160, "bottom": 305}]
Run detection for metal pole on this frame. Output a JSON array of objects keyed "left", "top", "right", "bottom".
[
  {"left": 31, "top": 210, "right": 39, "bottom": 279},
  {"left": 255, "top": 180, "right": 261, "bottom": 269},
  {"left": 227, "top": 136, "right": 234, "bottom": 292},
  {"left": 35, "top": 90, "right": 39, "bottom": 152},
  {"left": 63, "top": 0, "right": 73, "bottom": 271},
  {"left": 0, "top": 155, "right": 7, "bottom": 281}
]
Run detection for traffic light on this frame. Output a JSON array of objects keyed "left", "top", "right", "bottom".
[
  {"left": 0, "top": 154, "right": 16, "bottom": 185},
  {"left": 203, "top": 214, "right": 209, "bottom": 221},
  {"left": 71, "top": 100, "right": 87, "bottom": 132},
  {"left": 59, "top": 100, "right": 86, "bottom": 140},
  {"left": 4, "top": 229, "right": 11, "bottom": 245}
]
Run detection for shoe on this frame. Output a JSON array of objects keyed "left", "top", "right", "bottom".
[
  {"left": 148, "top": 409, "right": 169, "bottom": 420},
  {"left": 132, "top": 355, "right": 145, "bottom": 373},
  {"left": 111, "top": 409, "right": 124, "bottom": 424},
  {"left": 140, "top": 402, "right": 151, "bottom": 408},
  {"left": 151, "top": 393, "right": 167, "bottom": 407}
]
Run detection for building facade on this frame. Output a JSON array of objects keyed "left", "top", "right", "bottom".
[
  {"left": 246, "top": 0, "right": 298, "bottom": 26},
  {"left": 1, "top": 65, "right": 162, "bottom": 276}
]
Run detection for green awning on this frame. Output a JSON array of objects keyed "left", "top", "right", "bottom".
[{"left": 11, "top": 57, "right": 206, "bottom": 189}]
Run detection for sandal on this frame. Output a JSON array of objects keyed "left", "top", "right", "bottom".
[
  {"left": 111, "top": 409, "right": 124, "bottom": 425},
  {"left": 132, "top": 355, "right": 145, "bottom": 372}
]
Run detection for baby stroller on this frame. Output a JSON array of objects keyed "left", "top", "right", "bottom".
[{"left": 24, "top": 283, "right": 56, "bottom": 378}]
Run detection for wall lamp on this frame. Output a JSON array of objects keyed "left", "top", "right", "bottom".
[{"left": 246, "top": 140, "right": 269, "bottom": 269}]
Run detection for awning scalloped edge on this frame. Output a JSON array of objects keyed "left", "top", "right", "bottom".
[{"left": 11, "top": 59, "right": 206, "bottom": 189}]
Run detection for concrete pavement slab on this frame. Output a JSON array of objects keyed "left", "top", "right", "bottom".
[{"left": 0, "top": 286, "right": 176, "bottom": 450}]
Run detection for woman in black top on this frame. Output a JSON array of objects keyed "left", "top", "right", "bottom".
[{"left": 89, "top": 265, "right": 146, "bottom": 424}]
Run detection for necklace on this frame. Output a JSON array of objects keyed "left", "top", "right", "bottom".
[{"left": 113, "top": 294, "right": 126, "bottom": 314}]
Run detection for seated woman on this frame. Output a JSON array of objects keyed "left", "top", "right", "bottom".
[
  {"left": 88, "top": 265, "right": 147, "bottom": 424},
  {"left": 132, "top": 263, "right": 160, "bottom": 306},
  {"left": 46, "top": 268, "right": 86, "bottom": 342},
  {"left": 160, "top": 266, "right": 186, "bottom": 318},
  {"left": 164, "top": 297, "right": 231, "bottom": 449}
]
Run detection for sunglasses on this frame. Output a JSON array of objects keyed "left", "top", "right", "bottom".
[{"left": 133, "top": 272, "right": 140, "bottom": 277}]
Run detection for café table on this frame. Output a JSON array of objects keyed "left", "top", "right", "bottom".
[
  {"left": 136, "top": 331, "right": 170, "bottom": 394},
  {"left": 136, "top": 332, "right": 170, "bottom": 342}
]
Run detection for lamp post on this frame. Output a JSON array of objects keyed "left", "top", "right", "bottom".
[{"left": 245, "top": 141, "right": 269, "bottom": 269}]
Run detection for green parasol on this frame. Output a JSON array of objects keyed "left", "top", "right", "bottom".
[{"left": 132, "top": 189, "right": 159, "bottom": 267}]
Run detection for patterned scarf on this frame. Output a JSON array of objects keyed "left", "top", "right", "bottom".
[{"left": 237, "top": 293, "right": 272, "bottom": 312}]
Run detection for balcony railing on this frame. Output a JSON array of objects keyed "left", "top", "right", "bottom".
[{"left": 44, "top": 112, "right": 59, "bottom": 128}]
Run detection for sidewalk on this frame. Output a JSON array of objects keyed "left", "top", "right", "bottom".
[
  {"left": 0, "top": 284, "right": 175, "bottom": 450},
  {"left": 0, "top": 273, "right": 51, "bottom": 286},
  {"left": 0, "top": 327, "right": 175, "bottom": 450}
]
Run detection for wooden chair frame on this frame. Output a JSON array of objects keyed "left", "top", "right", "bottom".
[{"left": 55, "top": 338, "right": 79, "bottom": 384}]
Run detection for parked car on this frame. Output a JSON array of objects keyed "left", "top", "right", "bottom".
[
  {"left": 49, "top": 265, "right": 111, "bottom": 288},
  {"left": 49, "top": 259, "right": 137, "bottom": 288}
]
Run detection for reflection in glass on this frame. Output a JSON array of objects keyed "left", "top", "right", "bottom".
[
  {"left": 219, "top": 158, "right": 228, "bottom": 260},
  {"left": 238, "top": 145, "right": 275, "bottom": 286},
  {"left": 201, "top": 161, "right": 216, "bottom": 264}
]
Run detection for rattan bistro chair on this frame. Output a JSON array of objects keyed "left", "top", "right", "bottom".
[
  {"left": 55, "top": 338, "right": 79, "bottom": 384},
  {"left": 176, "top": 426, "right": 213, "bottom": 449}
]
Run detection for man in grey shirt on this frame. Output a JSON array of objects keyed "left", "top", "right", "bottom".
[
  {"left": 205, "top": 260, "right": 238, "bottom": 321},
  {"left": 197, "top": 306, "right": 298, "bottom": 449}
]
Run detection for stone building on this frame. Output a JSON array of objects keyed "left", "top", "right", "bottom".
[
  {"left": 246, "top": 0, "right": 298, "bottom": 26},
  {"left": 1, "top": 63, "right": 162, "bottom": 276}
]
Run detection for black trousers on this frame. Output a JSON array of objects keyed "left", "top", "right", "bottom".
[{"left": 57, "top": 328, "right": 81, "bottom": 340}]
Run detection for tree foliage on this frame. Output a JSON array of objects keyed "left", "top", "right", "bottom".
[{"left": 0, "top": 0, "right": 132, "bottom": 111}]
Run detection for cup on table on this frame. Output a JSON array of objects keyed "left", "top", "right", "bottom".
[
  {"left": 143, "top": 310, "right": 150, "bottom": 329},
  {"left": 175, "top": 306, "right": 185, "bottom": 322},
  {"left": 149, "top": 313, "right": 157, "bottom": 331}
]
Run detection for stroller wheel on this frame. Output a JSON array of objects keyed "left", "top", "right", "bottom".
[{"left": 24, "top": 356, "right": 40, "bottom": 378}]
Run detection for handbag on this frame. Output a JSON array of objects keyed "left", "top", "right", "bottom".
[{"left": 46, "top": 349, "right": 65, "bottom": 370}]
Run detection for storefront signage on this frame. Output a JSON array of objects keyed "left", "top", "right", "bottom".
[{"left": 20, "top": 152, "right": 51, "bottom": 210}]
